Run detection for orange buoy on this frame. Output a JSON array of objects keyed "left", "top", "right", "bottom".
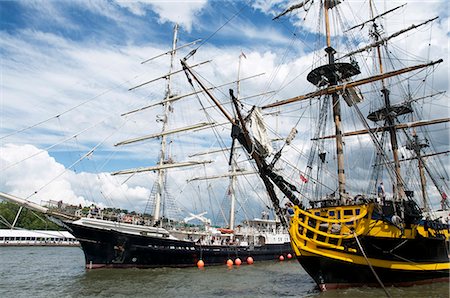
[
  {"left": 235, "top": 258, "right": 242, "bottom": 266},
  {"left": 279, "top": 255, "right": 285, "bottom": 261},
  {"left": 246, "top": 257, "right": 254, "bottom": 265},
  {"left": 287, "top": 253, "right": 292, "bottom": 259},
  {"left": 226, "top": 259, "right": 233, "bottom": 267},
  {"left": 197, "top": 260, "right": 205, "bottom": 268}
]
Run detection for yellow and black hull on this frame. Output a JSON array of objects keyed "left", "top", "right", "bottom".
[
  {"left": 298, "top": 253, "right": 449, "bottom": 290},
  {"left": 289, "top": 202, "right": 450, "bottom": 290}
]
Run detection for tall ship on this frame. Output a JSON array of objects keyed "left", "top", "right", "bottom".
[
  {"left": 179, "top": 0, "right": 450, "bottom": 292},
  {"left": 0, "top": 24, "right": 291, "bottom": 268}
]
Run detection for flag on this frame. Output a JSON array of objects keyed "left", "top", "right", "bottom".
[
  {"left": 300, "top": 174, "right": 308, "bottom": 183},
  {"left": 240, "top": 51, "right": 247, "bottom": 59},
  {"left": 442, "top": 192, "right": 448, "bottom": 200}
]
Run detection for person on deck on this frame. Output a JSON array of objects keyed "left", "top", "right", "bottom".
[{"left": 377, "top": 182, "right": 386, "bottom": 205}]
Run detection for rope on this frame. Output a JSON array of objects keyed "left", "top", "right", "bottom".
[
  {"left": 0, "top": 79, "right": 132, "bottom": 141},
  {"left": 0, "top": 119, "right": 106, "bottom": 171},
  {"left": 353, "top": 231, "right": 391, "bottom": 297},
  {"left": 186, "top": 5, "right": 246, "bottom": 59},
  {"left": 25, "top": 121, "right": 125, "bottom": 201}
]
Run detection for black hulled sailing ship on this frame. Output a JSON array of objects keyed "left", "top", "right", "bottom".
[
  {"left": 0, "top": 24, "right": 292, "bottom": 268},
  {"left": 1, "top": 191, "right": 291, "bottom": 268},
  {"left": 181, "top": 0, "right": 450, "bottom": 292}
]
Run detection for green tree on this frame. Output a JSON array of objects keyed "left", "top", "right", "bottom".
[{"left": 0, "top": 201, "right": 62, "bottom": 230}]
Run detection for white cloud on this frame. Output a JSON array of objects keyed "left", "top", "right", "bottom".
[
  {"left": 19, "top": 1, "right": 81, "bottom": 31},
  {"left": 227, "top": 22, "right": 293, "bottom": 46},
  {"left": 1, "top": 144, "right": 86, "bottom": 205},
  {"left": 0, "top": 144, "right": 158, "bottom": 210},
  {"left": 114, "top": 0, "right": 150, "bottom": 16},
  {"left": 114, "top": 0, "right": 207, "bottom": 32},
  {"left": 252, "top": 0, "right": 285, "bottom": 15}
]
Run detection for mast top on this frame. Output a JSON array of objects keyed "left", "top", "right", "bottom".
[{"left": 307, "top": 62, "right": 361, "bottom": 87}]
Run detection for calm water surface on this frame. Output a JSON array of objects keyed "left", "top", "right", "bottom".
[{"left": 0, "top": 247, "right": 448, "bottom": 297}]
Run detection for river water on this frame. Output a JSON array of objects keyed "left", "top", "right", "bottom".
[{"left": 0, "top": 246, "right": 448, "bottom": 297}]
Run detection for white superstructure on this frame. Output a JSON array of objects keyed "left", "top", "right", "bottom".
[{"left": 0, "top": 229, "right": 79, "bottom": 246}]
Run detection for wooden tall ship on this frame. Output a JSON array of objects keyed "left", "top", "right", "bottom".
[{"left": 180, "top": 0, "right": 450, "bottom": 292}]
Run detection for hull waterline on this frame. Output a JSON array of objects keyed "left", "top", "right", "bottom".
[{"left": 298, "top": 254, "right": 449, "bottom": 291}]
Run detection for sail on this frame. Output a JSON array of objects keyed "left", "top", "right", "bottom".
[{"left": 249, "top": 107, "right": 273, "bottom": 157}]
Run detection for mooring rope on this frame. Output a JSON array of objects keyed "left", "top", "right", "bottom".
[{"left": 353, "top": 231, "right": 391, "bottom": 298}]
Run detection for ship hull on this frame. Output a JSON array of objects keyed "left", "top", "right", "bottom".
[
  {"left": 298, "top": 253, "right": 450, "bottom": 291},
  {"left": 289, "top": 202, "right": 450, "bottom": 291},
  {"left": 66, "top": 221, "right": 291, "bottom": 268}
]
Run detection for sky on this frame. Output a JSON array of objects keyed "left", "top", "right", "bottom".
[{"left": 1, "top": 0, "right": 449, "bottom": 224}]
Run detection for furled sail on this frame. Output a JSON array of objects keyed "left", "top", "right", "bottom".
[{"left": 248, "top": 107, "right": 273, "bottom": 157}]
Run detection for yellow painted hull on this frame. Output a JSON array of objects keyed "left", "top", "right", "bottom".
[{"left": 289, "top": 203, "right": 450, "bottom": 290}]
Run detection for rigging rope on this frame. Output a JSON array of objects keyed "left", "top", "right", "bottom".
[
  {"left": 185, "top": 5, "right": 246, "bottom": 60},
  {"left": 25, "top": 121, "right": 126, "bottom": 201},
  {"left": 0, "top": 80, "right": 133, "bottom": 141},
  {"left": 353, "top": 231, "right": 392, "bottom": 298},
  {"left": 1, "top": 119, "right": 107, "bottom": 171}
]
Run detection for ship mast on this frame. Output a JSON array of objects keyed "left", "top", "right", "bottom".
[
  {"left": 322, "top": 0, "right": 350, "bottom": 199},
  {"left": 368, "top": 0, "right": 405, "bottom": 201},
  {"left": 267, "top": 0, "right": 443, "bottom": 205},
  {"left": 228, "top": 54, "right": 245, "bottom": 230},
  {"left": 406, "top": 131, "right": 429, "bottom": 210},
  {"left": 154, "top": 24, "right": 179, "bottom": 223},
  {"left": 228, "top": 151, "right": 237, "bottom": 230}
]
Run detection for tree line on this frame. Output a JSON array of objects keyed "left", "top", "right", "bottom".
[{"left": 0, "top": 201, "right": 62, "bottom": 230}]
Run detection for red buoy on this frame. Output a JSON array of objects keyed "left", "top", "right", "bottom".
[
  {"left": 279, "top": 255, "right": 285, "bottom": 261},
  {"left": 287, "top": 253, "right": 292, "bottom": 259},
  {"left": 197, "top": 260, "right": 205, "bottom": 268},
  {"left": 226, "top": 259, "right": 233, "bottom": 267},
  {"left": 235, "top": 258, "right": 242, "bottom": 266},
  {"left": 246, "top": 257, "right": 254, "bottom": 265}
]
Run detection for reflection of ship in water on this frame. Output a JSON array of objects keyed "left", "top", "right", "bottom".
[{"left": 181, "top": 0, "right": 450, "bottom": 292}]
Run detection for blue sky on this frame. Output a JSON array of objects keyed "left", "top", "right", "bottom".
[
  {"left": 0, "top": 1, "right": 294, "bottom": 50},
  {"left": 1, "top": 0, "right": 449, "bottom": 221}
]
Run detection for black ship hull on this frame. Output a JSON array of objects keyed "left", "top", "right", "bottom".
[
  {"left": 299, "top": 254, "right": 450, "bottom": 290},
  {"left": 297, "top": 234, "right": 450, "bottom": 290},
  {"left": 66, "top": 221, "right": 292, "bottom": 268}
]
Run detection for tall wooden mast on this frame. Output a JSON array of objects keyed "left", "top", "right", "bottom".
[
  {"left": 317, "top": 0, "right": 354, "bottom": 199},
  {"left": 227, "top": 53, "right": 247, "bottom": 229},
  {"left": 368, "top": 0, "right": 405, "bottom": 200},
  {"left": 407, "top": 132, "right": 429, "bottom": 210},
  {"left": 154, "top": 24, "right": 179, "bottom": 223}
]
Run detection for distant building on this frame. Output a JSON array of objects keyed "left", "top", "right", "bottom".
[{"left": 0, "top": 229, "right": 79, "bottom": 246}]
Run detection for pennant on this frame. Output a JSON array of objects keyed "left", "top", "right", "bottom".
[
  {"left": 300, "top": 174, "right": 308, "bottom": 183},
  {"left": 240, "top": 51, "right": 247, "bottom": 59}
]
